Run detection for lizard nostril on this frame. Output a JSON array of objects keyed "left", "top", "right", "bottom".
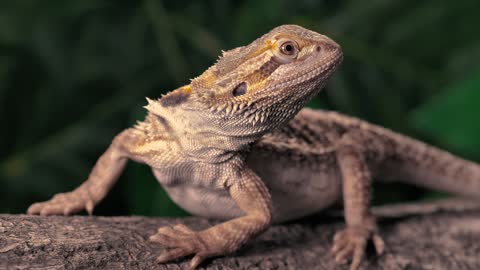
[{"left": 316, "top": 46, "right": 321, "bottom": 53}]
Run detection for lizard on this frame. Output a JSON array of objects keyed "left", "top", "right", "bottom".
[{"left": 26, "top": 24, "right": 480, "bottom": 270}]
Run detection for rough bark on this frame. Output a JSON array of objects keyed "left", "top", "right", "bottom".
[{"left": 1, "top": 199, "right": 480, "bottom": 270}]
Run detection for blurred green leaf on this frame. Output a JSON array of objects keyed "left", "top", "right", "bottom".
[
  {"left": 1, "top": 0, "right": 480, "bottom": 215},
  {"left": 412, "top": 70, "right": 480, "bottom": 156},
  {"left": 144, "top": 0, "right": 189, "bottom": 83}
]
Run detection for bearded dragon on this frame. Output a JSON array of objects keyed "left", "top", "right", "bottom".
[{"left": 27, "top": 25, "right": 480, "bottom": 270}]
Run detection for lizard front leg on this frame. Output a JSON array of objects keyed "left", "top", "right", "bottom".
[
  {"left": 149, "top": 166, "right": 273, "bottom": 269},
  {"left": 27, "top": 128, "right": 144, "bottom": 216},
  {"left": 332, "top": 134, "right": 385, "bottom": 270}
]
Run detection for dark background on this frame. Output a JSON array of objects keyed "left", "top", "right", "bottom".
[{"left": 1, "top": 0, "right": 480, "bottom": 217}]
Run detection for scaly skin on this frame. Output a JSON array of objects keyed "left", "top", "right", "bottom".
[{"left": 27, "top": 25, "right": 480, "bottom": 270}]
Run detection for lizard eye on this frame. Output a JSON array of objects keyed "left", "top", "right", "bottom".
[
  {"left": 280, "top": 41, "right": 297, "bottom": 56},
  {"left": 232, "top": 82, "right": 247, "bottom": 97},
  {"left": 273, "top": 39, "right": 299, "bottom": 63}
]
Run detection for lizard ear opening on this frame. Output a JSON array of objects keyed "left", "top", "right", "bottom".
[{"left": 232, "top": 82, "right": 247, "bottom": 97}]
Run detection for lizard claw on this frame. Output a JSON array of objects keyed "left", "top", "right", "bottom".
[
  {"left": 149, "top": 224, "right": 224, "bottom": 269},
  {"left": 331, "top": 226, "right": 385, "bottom": 270}
]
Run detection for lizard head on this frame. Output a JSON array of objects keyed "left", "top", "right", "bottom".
[
  {"left": 191, "top": 25, "right": 342, "bottom": 132},
  {"left": 149, "top": 25, "right": 342, "bottom": 141}
]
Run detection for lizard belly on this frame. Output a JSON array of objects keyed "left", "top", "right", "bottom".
[
  {"left": 247, "top": 152, "right": 342, "bottom": 222},
  {"left": 152, "top": 152, "right": 342, "bottom": 223},
  {"left": 152, "top": 165, "right": 246, "bottom": 220}
]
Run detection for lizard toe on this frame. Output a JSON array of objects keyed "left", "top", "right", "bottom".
[
  {"left": 149, "top": 224, "right": 197, "bottom": 248},
  {"left": 372, "top": 233, "right": 385, "bottom": 255},
  {"left": 40, "top": 204, "right": 66, "bottom": 216},
  {"left": 156, "top": 247, "right": 192, "bottom": 263},
  {"left": 27, "top": 202, "right": 45, "bottom": 215}
]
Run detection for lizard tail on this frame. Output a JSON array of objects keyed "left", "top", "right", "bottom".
[{"left": 378, "top": 134, "right": 480, "bottom": 198}]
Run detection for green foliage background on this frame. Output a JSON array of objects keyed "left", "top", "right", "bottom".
[{"left": 1, "top": 0, "right": 480, "bottom": 216}]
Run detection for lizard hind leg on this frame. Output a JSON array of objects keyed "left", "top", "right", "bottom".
[{"left": 332, "top": 134, "right": 385, "bottom": 270}]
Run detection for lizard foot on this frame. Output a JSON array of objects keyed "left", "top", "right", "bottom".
[
  {"left": 27, "top": 189, "right": 95, "bottom": 216},
  {"left": 331, "top": 226, "right": 385, "bottom": 270},
  {"left": 149, "top": 224, "right": 227, "bottom": 269}
]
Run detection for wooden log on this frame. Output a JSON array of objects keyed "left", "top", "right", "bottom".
[{"left": 1, "top": 199, "right": 480, "bottom": 269}]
